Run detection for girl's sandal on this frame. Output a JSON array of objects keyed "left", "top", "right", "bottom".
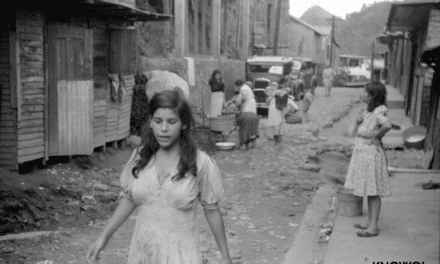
[
  {"left": 353, "top": 224, "right": 367, "bottom": 230},
  {"left": 422, "top": 180, "right": 440, "bottom": 189},
  {"left": 356, "top": 230, "right": 379, "bottom": 237}
]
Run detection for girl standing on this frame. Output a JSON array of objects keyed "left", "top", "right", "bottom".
[
  {"left": 86, "top": 90, "right": 232, "bottom": 264},
  {"left": 266, "top": 82, "right": 299, "bottom": 147},
  {"left": 344, "top": 81, "right": 392, "bottom": 237},
  {"left": 203, "top": 69, "right": 225, "bottom": 118}
]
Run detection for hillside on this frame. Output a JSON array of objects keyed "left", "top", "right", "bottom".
[
  {"left": 300, "top": 5, "right": 341, "bottom": 26},
  {"left": 300, "top": 2, "right": 394, "bottom": 57}
]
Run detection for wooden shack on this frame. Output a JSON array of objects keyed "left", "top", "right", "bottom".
[
  {"left": 0, "top": 1, "right": 170, "bottom": 171},
  {"left": 381, "top": 1, "right": 440, "bottom": 169}
]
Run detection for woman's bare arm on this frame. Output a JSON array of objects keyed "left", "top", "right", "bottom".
[
  {"left": 86, "top": 197, "right": 137, "bottom": 263},
  {"left": 204, "top": 208, "right": 232, "bottom": 262},
  {"left": 371, "top": 120, "right": 392, "bottom": 146}
]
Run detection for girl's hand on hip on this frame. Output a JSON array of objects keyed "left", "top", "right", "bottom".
[
  {"left": 86, "top": 236, "right": 108, "bottom": 264},
  {"left": 370, "top": 137, "right": 382, "bottom": 147},
  {"left": 356, "top": 108, "right": 365, "bottom": 124}
]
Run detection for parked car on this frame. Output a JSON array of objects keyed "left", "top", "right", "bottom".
[
  {"left": 291, "top": 57, "right": 318, "bottom": 96},
  {"left": 245, "top": 56, "right": 301, "bottom": 114}
]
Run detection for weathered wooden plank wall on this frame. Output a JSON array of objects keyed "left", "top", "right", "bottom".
[
  {"left": 409, "top": 9, "right": 440, "bottom": 125},
  {"left": 417, "top": 9, "right": 440, "bottom": 126},
  {"left": 420, "top": 72, "right": 433, "bottom": 126},
  {"left": 0, "top": 27, "right": 18, "bottom": 170},
  {"left": 93, "top": 28, "right": 108, "bottom": 148},
  {"left": 107, "top": 28, "right": 136, "bottom": 143},
  {"left": 427, "top": 9, "right": 440, "bottom": 49},
  {"left": 118, "top": 75, "right": 134, "bottom": 139},
  {"left": 16, "top": 14, "right": 45, "bottom": 163}
]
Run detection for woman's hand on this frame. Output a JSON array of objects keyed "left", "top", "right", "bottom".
[
  {"left": 356, "top": 108, "right": 365, "bottom": 124},
  {"left": 356, "top": 114, "right": 363, "bottom": 124},
  {"left": 370, "top": 136, "right": 382, "bottom": 147},
  {"left": 221, "top": 257, "right": 233, "bottom": 264},
  {"left": 86, "top": 236, "right": 108, "bottom": 264}
]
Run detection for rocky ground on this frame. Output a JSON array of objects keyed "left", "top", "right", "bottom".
[{"left": 0, "top": 87, "right": 428, "bottom": 264}]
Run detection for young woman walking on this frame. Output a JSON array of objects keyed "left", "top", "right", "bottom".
[{"left": 86, "top": 90, "right": 232, "bottom": 263}]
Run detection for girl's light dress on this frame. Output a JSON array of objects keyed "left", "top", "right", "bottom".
[
  {"left": 120, "top": 149, "right": 224, "bottom": 264},
  {"left": 344, "top": 105, "right": 392, "bottom": 197},
  {"left": 267, "top": 96, "right": 298, "bottom": 135}
]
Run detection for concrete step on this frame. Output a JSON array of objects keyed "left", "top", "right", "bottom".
[
  {"left": 387, "top": 100, "right": 405, "bottom": 109},
  {"left": 386, "top": 85, "right": 405, "bottom": 109}
]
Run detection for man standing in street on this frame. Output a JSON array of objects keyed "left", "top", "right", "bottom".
[{"left": 322, "top": 64, "right": 335, "bottom": 97}]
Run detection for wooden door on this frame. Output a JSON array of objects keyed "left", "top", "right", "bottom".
[{"left": 47, "top": 26, "right": 93, "bottom": 156}]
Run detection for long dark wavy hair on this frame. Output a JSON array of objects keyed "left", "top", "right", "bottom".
[
  {"left": 365, "top": 81, "right": 387, "bottom": 112},
  {"left": 210, "top": 69, "right": 223, "bottom": 83},
  {"left": 132, "top": 89, "right": 198, "bottom": 181}
]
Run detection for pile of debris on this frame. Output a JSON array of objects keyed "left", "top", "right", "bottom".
[{"left": 0, "top": 166, "right": 120, "bottom": 236}]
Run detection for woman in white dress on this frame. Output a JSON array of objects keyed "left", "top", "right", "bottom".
[{"left": 203, "top": 70, "right": 225, "bottom": 118}]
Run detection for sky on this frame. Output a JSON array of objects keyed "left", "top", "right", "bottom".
[{"left": 289, "top": 0, "right": 397, "bottom": 19}]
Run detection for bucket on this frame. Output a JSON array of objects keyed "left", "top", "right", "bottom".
[
  {"left": 223, "top": 130, "right": 240, "bottom": 146},
  {"left": 402, "top": 126, "right": 426, "bottom": 150},
  {"left": 209, "top": 115, "right": 236, "bottom": 132},
  {"left": 337, "top": 187, "right": 363, "bottom": 217}
]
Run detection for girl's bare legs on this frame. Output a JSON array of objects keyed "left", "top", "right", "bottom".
[
  {"left": 275, "top": 135, "right": 283, "bottom": 149},
  {"left": 273, "top": 135, "right": 279, "bottom": 146},
  {"left": 302, "top": 111, "right": 309, "bottom": 123},
  {"left": 251, "top": 139, "right": 256, "bottom": 149},
  {"left": 356, "top": 196, "right": 372, "bottom": 229},
  {"left": 365, "top": 195, "right": 381, "bottom": 234}
]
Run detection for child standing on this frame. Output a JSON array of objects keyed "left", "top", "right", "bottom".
[
  {"left": 301, "top": 87, "right": 314, "bottom": 123},
  {"left": 266, "top": 82, "right": 299, "bottom": 147},
  {"left": 86, "top": 90, "right": 232, "bottom": 264},
  {"left": 344, "top": 81, "right": 392, "bottom": 238}
]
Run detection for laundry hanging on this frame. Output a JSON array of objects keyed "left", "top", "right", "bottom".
[{"left": 108, "top": 73, "right": 126, "bottom": 104}]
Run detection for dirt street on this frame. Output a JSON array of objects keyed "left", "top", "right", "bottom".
[{"left": 0, "top": 87, "right": 422, "bottom": 264}]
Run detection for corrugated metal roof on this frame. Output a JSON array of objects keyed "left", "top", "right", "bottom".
[
  {"left": 289, "top": 15, "right": 328, "bottom": 35},
  {"left": 386, "top": 0, "right": 440, "bottom": 32},
  {"left": 313, "top": 26, "right": 332, "bottom": 36},
  {"left": 73, "top": 0, "right": 172, "bottom": 21}
]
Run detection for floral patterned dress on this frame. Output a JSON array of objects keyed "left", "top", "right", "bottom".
[
  {"left": 120, "top": 149, "right": 225, "bottom": 264},
  {"left": 344, "top": 105, "right": 392, "bottom": 197}
]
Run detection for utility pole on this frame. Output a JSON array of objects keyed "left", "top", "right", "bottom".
[
  {"left": 273, "top": 0, "right": 282, "bottom": 55},
  {"left": 251, "top": 12, "right": 255, "bottom": 56},
  {"left": 370, "top": 40, "right": 375, "bottom": 81},
  {"left": 329, "top": 15, "right": 335, "bottom": 67}
]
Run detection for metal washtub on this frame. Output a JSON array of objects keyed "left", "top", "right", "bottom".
[{"left": 209, "top": 115, "right": 236, "bottom": 132}]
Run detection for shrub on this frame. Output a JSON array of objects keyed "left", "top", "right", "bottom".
[{"left": 130, "top": 75, "right": 150, "bottom": 136}]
